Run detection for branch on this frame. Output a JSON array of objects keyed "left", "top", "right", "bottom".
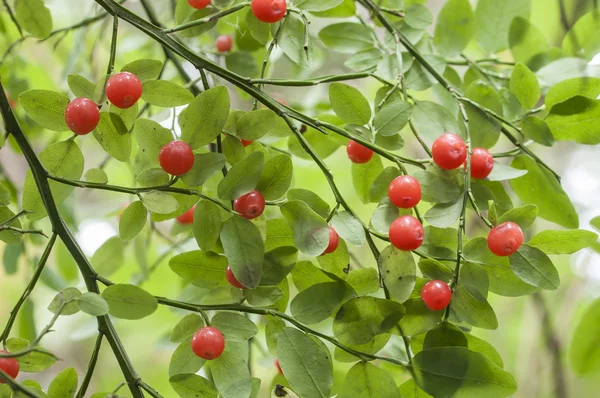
[
  {"left": 2, "top": 0, "right": 23, "bottom": 37},
  {"left": 163, "top": 3, "right": 249, "bottom": 34},
  {"left": 0, "top": 225, "right": 48, "bottom": 237},
  {"left": 76, "top": 333, "right": 104, "bottom": 398}
]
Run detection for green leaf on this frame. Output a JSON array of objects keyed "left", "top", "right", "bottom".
[
  {"left": 134, "top": 118, "right": 174, "bottom": 163},
  {"left": 225, "top": 52, "right": 259, "bottom": 78},
  {"left": 256, "top": 154, "right": 293, "bottom": 200},
  {"left": 137, "top": 168, "right": 169, "bottom": 186},
  {"left": 0, "top": 184, "right": 9, "bottom": 206},
  {"left": 464, "top": 81, "right": 502, "bottom": 148},
  {"left": 374, "top": 101, "right": 412, "bottom": 136},
  {"left": 319, "top": 23, "right": 373, "bottom": 53},
  {"left": 329, "top": 83, "right": 371, "bottom": 125},
  {"left": 169, "top": 250, "right": 228, "bottom": 288},
  {"left": 169, "top": 374, "right": 218, "bottom": 398},
  {"left": 419, "top": 259, "right": 453, "bottom": 282},
  {"left": 509, "top": 63, "right": 540, "bottom": 109},
  {"left": 278, "top": 14, "right": 311, "bottom": 67},
  {"left": 317, "top": 238, "right": 350, "bottom": 280},
  {"left": 497, "top": 204, "right": 538, "bottom": 230},
  {"left": 245, "top": 286, "right": 283, "bottom": 307},
  {"left": 434, "top": 0, "right": 474, "bottom": 57},
  {"left": 414, "top": 170, "right": 461, "bottom": 204},
  {"left": 193, "top": 200, "right": 221, "bottom": 252},
  {"left": 211, "top": 312, "right": 258, "bottom": 341},
  {"left": 265, "top": 219, "right": 295, "bottom": 253},
  {"left": 181, "top": 86, "right": 230, "bottom": 149},
  {"left": 346, "top": 268, "right": 379, "bottom": 296},
  {"left": 412, "top": 101, "right": 462, "bottom": 145},
  {"left": 19, "top": 90, "right": 69, "bottom": 131},
  {"left": 529, "top": 229, "right": 598, "bottom": 254},
  {"left": 169, "top": 341, "right": 206, "bottom": 378},
  {"left": 405, "top": 55, "right": 447, "bottom": 91},
  {"left": 486, "top": 163, "right": 528, "bottom": 181},
  {"left": 202, "top": 287, "right": 242, "bottom": 305},
  {"left": 93, "top": 112, "right": 131, "bottom": 162},
  {"left": 474, "top": 0, "right": 531, "bottom": 53},
  {"left": 280, "top": 200, "right": 329, "bottom": 256},
  {"left": 509, "top": 155, "right": 578, "bottom": 228},
  {"left": 220, "top": 216, "right": 264, "bottom": 289},
  {"left": 405, "top": 4, "right": 433, "bottom": 29},
  {"left": 48, "top": 287, "right": 81, "bottom": 316},
  {"left": 67, "top": 75, "right": 96, "bottom": 99},
  {"left": 287, "top": 189, "right": 330, "bottom": 219},
  {"left": 84, "top": 168, "right": 108, "bottom": 184},
  {"left": 277, "top": 328, "right": 333, "bottom": 398},
  {"left": 290, "top": 281, "right": 346, "bottom": 324},
  {"left": 345, "top": 48, "right": 383, "bottom": 71},
  {"left": 142, "top": 191, "right": 180, "bottom": 214},
  {"left": 460, "top": 262, "right": 489, "bottom": 302},
  {"left": 182, "top": 153, "right": 226, "bottom": 187},
  {"left": 218, "top": 151, "right": 264, "bottom": 200},
  {"left": 378, "top": 245, "right": 416, "bottom": 302},
  {"left": 15, "top": 0, "right": 52, "bottom": 39},
  {"left": 296, "top": 0, "right": 343, "bottom": 12},
  {"left": 235, "top": 109, "right": 277, "bottom": 141},
  {"left": 562, "top": 10, "right": 600, "bottom": 60},
  {"left": 141, "top": 80, "right": 194, "bottom": 107},
  {"left": 75, "top": 292, "right": 109, "bottom": 316},
  {"left": 331, "top": 211, "right": 365, "bottom": 247},
  {"left": 570, "top": 297, "right": 600, "bottom": 376},
  {"left": 0, "top": 207, "right": 22, "bottom": 244},
  {"left": 101, "top": 284, "right": 158, "bottom": 320},
  {"left": 7, "top": 337, "right": 57, "bottom": 372},
  {"left": 509, "top": 17, "right": 549, "bottom": 64},
  {"left": 211, "top": 351, "right": 252, "bottom": 398},
  {"left": 546, "top": 96, "right": 600, "bottom": 145},
  {"left": 91, "top": 236, "right": 124, "bottom": 277},
  {"left": 170, "top": 314, "right": 205, "bottom": 343},
  {"left": 424, "top": 196, "right": 464, "bottom": 228},
  {"left": 110, "top": 104, "right": 138, "bottom": 131},
  {"left": 545, "top": 77, "right": 600, "bottom": 110},
  {"left": 119, "top": 201, "right": 147, "bottom": 241},
  {"left": 399, "top": 379, "right": 433, "bottom": 398},
  {"left": 369, "top": 167, "right": 400, "bottom": 203},
  {"left": 261, "top": 246, "right": 298, "bottom": 286},
  {"left": 452, "top": 286, "right": 498, "bottom": 329},
  {"left": 370, "top": 197, "right": 400, "bottom": 234},
  {"left": 352, "top": 155, "right": 383, "bottom": 204},
  {"left": 47, "top": 367, "right": 78, "bottom": 398},
  {"left": 521, "top": 116, "right": 554, "bottom": 146},
  {"left": 121, "top": 59, "right": 163, "bottom": 82},
  {"left": 338, "top": 362, "right": 400, "bottom": 398},
  {"left": 246, "top": 11, "right": 269, "bottom": 44},
  {"left": 510, "top": 244, "right": 560, "bottom": 290},
  {"left": 177, "top": 7, "right": 218, "bottom": 37}
]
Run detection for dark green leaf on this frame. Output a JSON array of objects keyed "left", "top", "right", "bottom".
[
  {"left": 319, "top": 23, "right": 373, "bottom": 53},
  {"left": 545, "top": 77, "right": 600, "bottom": 110},
  {"left": 181, "top": 86, "right": 230, "bottom": 149},
  {"left": 338, "top": 362, "right": 400, "bottom": 398},
  {"left": 211, "top": 351, "right": 252, "bottom": 398},
  {"left": 193, "top": 200, "right": 221, "bottom": 252},
  {"left": 287, "top": 189, "right": 330, "bottom": 219},
  {"left": 236, "top": 109, "right": 278, "bottom": 141},
  {"left": 291, "top": 281, "right": 346, "bottom": 324},
  {"left": 331, "top": 211, "right": 365, "bottom": 246},
  {"left": 412, "top": 101, "right": 462, "bottom": 144},
  {"left": 170, "top": 314, "right": 205, "bottom": 343},
  {"left": 169, "top": 250, "right": 228, "bottom": 288},
  {"left": 261, "top": 246, "right": 298, "bottom": 286},
  {"left": 424, "top": 196, "right": 464, "bottom": 228},
  {"left": 211, "top": 312, "right": 258, "bottom": 341},
  {"left": 93, "top": 113, "right": 131, "bottom": 162},
  {"left": 169, "top": 341, "right": 206, "bottom": 378},
  {"left": 218, "top": 151, "right": 264, "bottom": 200},
  {"left": 378, "top": 245, "right": 416, "bottom": 302},
  {"left": 352, "top": 155, "right": 383, "bottom": 204},
  {"left": 169, "top": 373, "right": 218, "bottom": 398},
  {"left": 460, "top": 262, "right": 489, "bottom": 302},
  {"left": 182, "top": 153, "right": 226, "bottom": 187},
  {"left": 521, "top": 116, "right": 554, "bottom": 146},
  {"left": 414, "top": 170, "right": 461, "bottom": 204},
  {"left": 452, "top": 286, "right": 498, "bottom": 329},
  {"left": 329, "top": 83, "right": 371, "bottom": 125},
  {"left": 280, "top": 200, "right": 329, "bottom": 256},
  {"left": 510, "top": 244, "right": 560, "bottom": 289},
  {"left": 257, "top": 154, "right": 293, "bottom": 200},
  {"left": 374, "top": 101, "right": 412, "bottom": 136},
  {"left": 546, "top": 96, "right": 600, "bottom": 144},
  {"left": 220, "top": 216, "right": 264, "bottom": 289}
]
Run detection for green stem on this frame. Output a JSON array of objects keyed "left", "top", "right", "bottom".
[
  {"left": 75, "top": 333, "right": 104, "bottom": 398},
  {"left": 107, "top": 15, "right": 119, "bottom": 74},
  {"left": 162, "top": 3, "right": 249, "bottom": 34},
  {"left": 2, "top": 0, "right": 23, "bottom": 37}
]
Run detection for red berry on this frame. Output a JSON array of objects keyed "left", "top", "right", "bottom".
[
  {"left": 241, "top": 139, "right": 253, "bottom": 147},
  {"left": 216, "top": 35, "right": 233, "bottom": 53},
  {"left": 322, "top": 226, "right": 339, "bottom": 255},
  {"left": 65, "top": 98, "right": 100, "bottom": 135},
  {"left": 389, "top": 215, "right": 424, "bottom": 251},
  {"left": 105, "top": 72, "right": 143, "bottom": 109},
  {"left": 159, "top": 140, "right": 195, "bottom": 176},
  {"left": 487, "top": 221, "right": 524, "bottom": 256},
  {"left": 188, "top": 0, "right": 210, "bottom": 8},
  {"left": 275, "top": 358, "right": 283, "bottom": 375},
  {"left": 176, "top": 206, "right": 195, "bottom": 224},
  {"left": 346, "top": 140, "right": 373, "bottom": 164},
  {"left": 233, "top": 190, "right": 265, "bottom": 220},
  {"left": 432, "top": 133, "right": 467, "bottom": 170},
  {"left": 226, "top": 265, "right": 246, "bottom": 289},
  {"left": 421, "top": 280, "right": 452, "bottom": 311},
  {"left": 191, "top": 327, "right": 225, "bottom": 360},
  {"left": 468, "top": 147, "right": 494, "bottom": 179},
  {"left": 251, "top": 0, "right": 287, "bottom": 23},
  {"left": 0, "top": 351, "right": 19, "bottom": 382},
  {"left": 388, "top": 175, "right": 422, "bottom": 209}
]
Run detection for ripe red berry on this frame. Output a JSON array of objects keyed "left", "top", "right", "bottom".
[
  {"left": 251, "top": 0, "right": 287, "bottom": 23},
  {"left": 216, "top": 35, "right": 233, "bottom": 53},
  {"left": 468, "top": 147, "right": 494, "bottom": 179},
  {"left": 105, "top": 72, "right": 143, "bottom": 109},
  {"left": 0, "top": 351, "right": 19, "bottom": 382},
  {"left": 275, "top": 358, "right": 283, "bottom": 375},
  {"left": 226, "top": 265, "right": 246, "bottom": 289},
  {"left": 188, "top": 0, "right": 210, "bottom": 8},
  {"left": 432, "top": 133, "right": 467, "bottom": 170},
  {"left": 64, "top": 98, "right": 100, "bottom": 135},
  {"left": 241, "top": 139, "right": 253, "bottom": 147},
  {"left": 233, "top": 190, "right": 265, "bottom": 219},
  {"left": 389, "top": 215, "right": 424, "bottom": 251},
  {"left": 346, "top": 140, "right": 374, "bottom": 164},
  {"left": 421, "top": 280, "right": 452, "bottom": 311},
  {"left": 322, "top": 226, "right": 339, "bottom": 255},
  {"left": 176, "top": 206, "right": 195, "bottom": 224},
  {"left": 388, "top": 175, "right": 422, "bottom": 209},
  {"left": 191, "top": 327, "right": 225, "bottom": 360},
  {"left": 159, "top": 140, "right": 195, "bottom": 176},
  {"left": 487, "top": 221, "right": 524, "bottom": 256}
]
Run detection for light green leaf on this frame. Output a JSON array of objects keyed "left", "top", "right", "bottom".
[
  {"left": 47, "top": 367, "right": 77, "bottom": 398},
  {"left": 211, "top": 312, "right": 258, "bottom": 341},
  {"left": 193, "top": 200, "right": 221, "bottom": 252},
  {"left": 67, "top": 75, "right": 96, "bottom": 99},
  {"left": 211, "top": 351, "right": 252, "bottom": 398},
  {"left": 399, "top": 379, "right": 433, "bottom": 398},
  {"left": 434, "top": 0, "right": 474, "bottom": 57},
  {"left": 257, "top": 154, "right": 293, "bottom": 200},
  {"left": 296, "top": 0, "right": 343, "bottom": 12},
  {"left": 509, "top": 63, "right": 540, "bottom": 109},
  {"left": 48, "top": 287, "right": 81, "bottom": 316},
  {"left": 6, "top": 337, "right": 56, "bottom": 372},
  {"left": 169, "top": 250, "right": 228, "bottom": 288},
  {"left": 218, "top": 151, "right": 264, "bottom": 200},
  {"left": 510, "top": 244, "right": 560, "bottom": 290},
  {"left": 119, "top": 201, "right": 147, "bottom": 241},
  {"left": 169, "top": 374, "right": 218, "bottom": 398},
  {"left": 142, "top": 191, "right": 180, "bottom": 214},
  {"left": 101, "top": 284, "right": 158, "bottom": 320},
  {"left": 474, "top": 0, "right": 531, "bottom": 53},
  {"left": 545, "top": 77, "right": 600, "bottom": 110},
  {"left": 220, "top": 216, "right": 264, "bottom": 289},
  {"left": 0, "top": 207, "right": 23, "bottom": 244},
  {"left": 497, "top": 204, "right": 538, "bottom": 230},
  {"left": 278, "top": 14, "right": 311, "bottom": 67},
  {"left": 142, "top": 80, "right": 194, "bottom": 107},
  {"left": 570, "top": 298, "right": 600, "bottom": 376},
  {"left": 181, "top": 86, "right": 230, "bottom": 149},
  {"left": 529, "top": 229, "right": 598, "bottom": 254},
  {"left": 460, "top": 262, "right": 489, "bottom": 302},
  {"left": 452, "top": 286, "right": 498, "bottom": 329},
  {"left": 562, "top": 10, "right": 600, "bottom": 60},
  {"left": 521, "top": 116, "right": 554, "bottom": 146},
  {"left": 374, "top": 101, "right": 412, "bottom": 136},
  {"left": 352, "top": 155, "right": 383, "bottom": 204},
  {"left": 121, "top": 59, "right": 163, "bottom": 82},
  {"left": 75, "top": 292, "right": 109, "bottom": 316},
  {"left": 546, "top": 97, "right": 600, "bottom": 144},
  {"left": 134, "top": 118, "right": 174, "bottom": 163},
  {"left": 424, "top": 196, "right": 464, "bottom": 228},
  {"left": 93, "top": 112, "right": 131, "bottom": 162},
  {"left": 91, "top": 236, "right": 124, "bottom": 277},
  {"left": 280, "top": 200, "right": 329, "bottom": 256},
  {"left": 170, "top": 314, "right": 205, "bottom": 343},
  {"left": 15, "top": 0, "right": 52, "bottom": 39},
  {"left": 319, "top": 23, "right": 373, "bottom": 53},
  {"left": 338, "top": 362, "right": 400, "bottom": 398},
  {"left": 84, "top": 168, "right": 108, "bottom": 184},
  {"left": 329, "top": 83, "right": 371, "bottom": 125},
  {"left": 245, "top": 286, "right": 284, "bottom": 307},
  {"left": 181, "top": 153, "right": 226, "bottom": 187},
  {"left": 412, "top": 101, "right": 462, "bottom": 144},
  {"left": 345, "top": 48, "right": 383, "bottom": 71},
  {"left": 346, "top": 268, "right": 379, "bottom": 296},
  {"left": 509, "top": 17, "right": 549, "bottom": 64},
  {"left": 331, "top": 211, "right": 365, "bottom": 246},
  {"left": 169, "top": 341, "right": 206, "bottom": 378},
  {"left": 405, "top": 5, "right": 433, "bottom": 29},
  {"left": 246, "top": 11, "right": 270, "bottom": 45},
  {"left": 378, "top": 245, "right": 416, "bottom": 302},
  {"left": 287, "top": 189, "right": 330, "bottom": 219},
  {"left": 414, "top": 170, "right": 461, "bottom": 204},
  {"left": 19, "top": 90, "right": 69, "bottom": 131}
]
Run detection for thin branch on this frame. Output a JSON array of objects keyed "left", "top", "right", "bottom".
[
  {"left": 0, "top": 225, "right": 48, "bottom": 237},
  {"left": 107, "top": 16, "right": 119, "bottom": 74},
  {"left": 162, "top": 3, "right": 249, "bottom": 33},
  {"left": 2, "top": 0, "right": 23, "bottom": 37},
  {"left": 76, "top": 333, "right": 104, "bottom": 398}
]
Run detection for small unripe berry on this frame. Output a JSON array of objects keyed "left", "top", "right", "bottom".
[
  {"left": 487, "top": 221, "right": 524, "bottom": 256},
  {"left": 432, "top": 133, "right": 467, "bottom": 170},
  {"left": 233, "top": 190, "right": 265, "bottom": 219},
  {"left": 216, "top": 35, "right": 233, "bottom": 53},
  {"left": 421, "top": 280, "right": 452, "bottom": 311},
  {"left": 468, "top": 147, "right": 494, "bottom": 179},
  {"left": 65, "top": 98, "right": 100, "bottom": 135},
  {"left": 388, "top": 175, "right": 422, "bottom": 209},
  {"left": 158, "top": 140, "right": 195, "bottom": 176},
  {"left": 226, "top": 265, "right": 246, "bottom": 289},
  {"left": 191, "top": 327, "right": 225, "bottom": 360},
  {"left": 322, "top": 226, "right": 339, "bottom": 255},
  {"left": 389, "top": 215, "right": 424, "bottom": 251},
  {"left": 176, "top": 206, "right": 195, "bottom": 224},
  {"left": 188, "top": 0, "right": 210, "bottom": 9},
  {"left": 346, "top": 140, "right": 374, "bottom": 164},
  {"left": 0, "top": 351, "right": 19, "bottom": 383},
  {"left": 106, "top": 72, "right": 143, "bottom": 109},
  {"left": 251, "top": 0, "right": 287, "bottom": 23}
]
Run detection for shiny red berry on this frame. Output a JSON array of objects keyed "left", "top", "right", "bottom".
[
  {"left": 322, "top": 226, "right": 339, "bottom": 255},
  {"left": 275, "top": 358, "right": 283, "bottom": 375},
  {"left": 346, "top": 140, "right": 373, "bottom": 164},
  {"left": 468, "top": 147, "right": 494, "bottom": 179},
  {"left": 64, "top": 98, "right": 100, "bottom": 135},
  {"left": 251, "top": 0, "right": 287, "bottom": 23},
  {"left": 176, "top": 206, "right": 195, "bottom": 224},
  {"left": 216, "top": 35, "right": 233, "bottom": 53},
  {"left": 188, "top": 0, "right": 210, "bottom": 8},
  {"left": 233, "top": 190, "right": 265, "bottom": 219},
  {"left": 388, "top": 175, "right": 422, "bottom": 209},
  {"left": 0, "top": 351, "right": 19, "bottom": 382},
  {"left": 487, "top": 221, "right": 524, "bottom": 256},
  {"left": 241, "top": 139, "right": 253, "bottom": 147},
  {"left": 389, "top": 215, "right": 424, "bottom": 251},
  {"left": 105, "top": 72, "right": 143, "bottom": 109},
  {"left": 421, "top": 280, "right": 452, "bottom": 311},
  {"left": 159, "top": 140, "right": 195, "bottom": 176},
  {"left": 226, "top": 265, "right": 246, "bottom": 289},
  {"left": 191, "top": 327, "right": 225, "bottom": 360},
  {"left": 432, "top": 133, "right": 467, "bottom": 170}
]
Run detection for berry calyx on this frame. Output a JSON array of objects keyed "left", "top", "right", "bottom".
[
  {"left": 105, "top": 72, "right": 143, "bottom": 109},
  {"left": 64, "top": 98, "right": 100, "bottom": 135},
  {"left": 388, "top": 175, "right": 422, "bottom": 209},
  {"left": 191, "top": 327, "right": 225, "bottom": 360},
  {"left": 233, "top": 190, "right": 265, "bottom": 220},
  {"left": 188, "top": 0, "right": 210, "bottom": 8},
  {"left": 241, "top": 139, "right": 253, "bottom": 147},
  {"left": 251, "top": 0, "right": 287, "bottom": 23},
  {"left": 226, "top": 265, "right": 246, "bottom": 289},
  {"left": 275, "top": 358, "right": 283, "bottom": 375},
  {"left": 389, "top": 215, "right": 424, "bottom": 251},
  {"left": 322, "top": 226, "right": 339, "bottom": 255},
  {"left": 468, "top": 147, "right": 494, "bottom": 179},
  {"left": 487, "top": 221, "right": 524, "bottom": 256},
  {"left": 176, "top": 206, "right": 195, "bottom": 224},
  {"left": 421, "top": 280, "right": 452, "bottom": 311},
  {"left": 158, "top": 140, "right": 195, "bottom": 176},
  {"left": 216, "top": 35, "right": 233, "bottom": 53},
  {"left": 346, "top": 140, "right": 374, "bottom": 164},
  {"left": 0, "top": 351, "right": 19, "bottom": 382},
  {"left": 432, "top": 133, "right": 467, "bottom": 170}
]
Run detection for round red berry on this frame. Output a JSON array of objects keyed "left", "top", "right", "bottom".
[
  {"left": 322, "top": 226, "right": 339, "bottom": 255},
  {"left": 0, "top": 351, "right": 19, "bottom": 382},
  {"left": 191, "top": 327, "right": 225, "bottom": 360},
  {"left": 233, "top": 190, "right": 265, "bottom": 220},
  {"left": 389, "top": 215, "right": 424, "bottom": 251},
  {"left": 487, "top": 221, "right": 524, "bottom": 256},
  {"left": 64, "top": 98, "right": 100, "bottom": 135},
  {"left": 468, "top": 147, "right": 494, "bottom": 179},
  {"left": 346, "top": 140, "right": 374, "bottom": 164},
  {"left": 388, "top": 175, "right": 422, "bottom": 209},
  {"left": 226, "top": 265, "right": 246, "bottom": 289},
  {"left": 241, "top": 139, "right": 253, "bottom": 147},
  {"left": 421, "top": 280, "right": 452, "bottom": 311},
  {"left": 159, "top": 140, "right": 195, "bottom": 176},
  {"left": 275, "top": 358, "right": 283, "bottom": 375},
  {"left": 105, "top": 72, "right": 143, "bottom": 109},
  {"left": 432, "top": 133, "right": 467, "bottom": 170},
  {"left": 176, "top": 206, "right": 195, "bottom": 224},
  {"left": 216, "top": 35, "right": 233, "bottom": 53},
  {"left": 251, "top": 0, "right": 287, "bottom": 23},
  {"left": 188, "top": 0, "right": 210, "bottom": 8}
]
